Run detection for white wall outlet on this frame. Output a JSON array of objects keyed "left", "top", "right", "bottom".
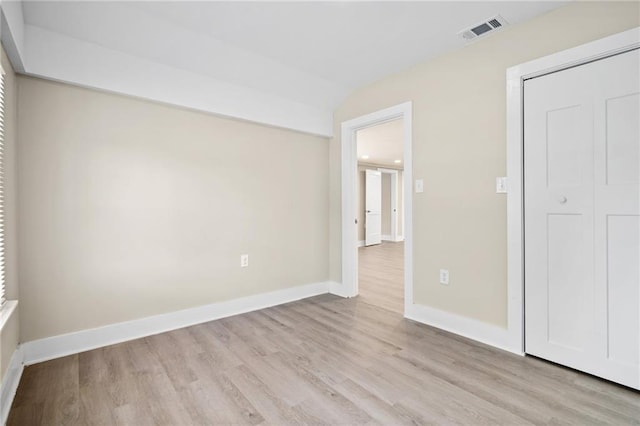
[
  {"left": 439, "top": 269, "right": 450, "bottom": 285},
  {"left": 240, "top": 254, "right": 249, "bottom": 267},
  {"left": 496, "top": 177, "right": 507, "bottom": 193},
  {"left": 415, "top": 179, "right": 424, "bottom": 193}
]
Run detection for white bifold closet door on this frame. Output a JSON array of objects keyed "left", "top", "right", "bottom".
[{"left": 524, "top": 49, "right": 639, "bottom": 389}]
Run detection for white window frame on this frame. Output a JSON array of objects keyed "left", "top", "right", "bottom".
[{"left": 0, "top": 61, "right": 18, "bottom": 330}]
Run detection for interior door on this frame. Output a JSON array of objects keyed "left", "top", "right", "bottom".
[
  {"left": 365, "top": 169, "right": 382, "bottom": 246},
  {"left": 524, "top": 49, "right": 639, "bottom": 389}
]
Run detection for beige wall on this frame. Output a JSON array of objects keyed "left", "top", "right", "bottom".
[
  {"left": 329, "top": 2, "right": 640, "bottom": 327},
  {"left": 18, "top": 77, "right": 329, "bottom": 342},
  {"left": 0, "top": 44, "right": 19, "bottom": 381}
]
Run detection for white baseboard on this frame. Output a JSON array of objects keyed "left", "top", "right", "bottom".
[
  {"left": 329, "top": 281, "right": 356, "bottom": 298},
  {"left": 373, "top": 235, "right": 404, "bottom": 243},
  {"left": 21, "top": 281, "right": 330, "bottom": 366},
  {"left": 1, "top": 346, "right": 24, "bottom": 425},
  {"left": 405, "top": 303, "right": 523, "bottom": 356},
  {"left": 358, "top": 238, "right": 404, "bottom": 246}
]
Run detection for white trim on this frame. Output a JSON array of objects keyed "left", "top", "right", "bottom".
[
  {"left": 328, "top": 280, "right": 354, "bottom": 298},
  {"left": 20, "top": 281, "right": 329, "bottom": 365},
  {"left": 381, "top": 234, "right": 393, "bottom": 241},
  {"left": 339, "top": 102, "right": 413, "bottom": 306},
  {"left": 506, "top": 27, "right": 640, "bottom": 355},
  {"left": 396, "top": 234, "right": 405, "bottom": 242},
  {"left": 405, "top": 304, "right": 522, "bottom": 356},
  {"left": 357, "top": 240, "right": 365, "bottom": 248},
  {"left": 0, "top": 346, "right": 24, "bottom": 425},
  {"left": 0, "top": 301, "right": 17, "bottom": 333}
]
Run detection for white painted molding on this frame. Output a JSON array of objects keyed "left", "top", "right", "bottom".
[
  {"left": 506, "top": 27, "right": 640, "bottom": 356},
  {"left": 358, "top": 239, "right": 406, "bottom": 246},
  {"left": 506, "top": 27, "right": 640, "bottom": 82},
  {"left": 21, "top": 281, "right": 329, "bottom": 365},
  {"left": 405, "top": 303, "right": 523, "bottom": 355},
  {"left": 0, "top": 346, "right": 24, "bottom": 425},
  {"left": 341, "top": 102, "right": 413, "bottom": 301},
  {"left": 0, "top": 301, "right": 17, "bottom": 332},
  {"left": 401, "top": 109, "right": 414, "bottom": 311},
  {"left": 328, "top": 281, "right": 354, "bottom": 298}
]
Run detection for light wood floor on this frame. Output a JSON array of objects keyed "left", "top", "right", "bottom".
[
  {"left": 358, "top": 241, "right": 404, "bottom": 315},
  {"left": 8, "top": 242, "right": 640, "bottom": 425}
]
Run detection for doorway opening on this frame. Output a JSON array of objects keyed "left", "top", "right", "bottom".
[
  {"left": 339, "top": 102, "right": 413, "bottom": 315},
  {"left": 356, "top": 120, "right": 405, "bottom": 313}
]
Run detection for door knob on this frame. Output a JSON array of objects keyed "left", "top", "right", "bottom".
[
  {"left": 366, "top": 210, "right": 372, "bottom": 213},
  {"left": 558, "top": 196, "right": 567, "bottom": 204}
]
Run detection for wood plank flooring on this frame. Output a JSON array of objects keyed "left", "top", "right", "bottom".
[
  {"left": 358, "top": 241, "right": 404, "bottom": 315},
  {"left": 8, "top": 241, "right": 640, "bottom": 425}
]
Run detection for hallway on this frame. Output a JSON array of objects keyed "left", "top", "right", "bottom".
[{"left": 358, "top": 241, "right": 404, "bottom": 314}]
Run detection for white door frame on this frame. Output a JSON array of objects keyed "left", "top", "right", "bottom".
[
  {"left": 340, "top": 102, "right": 413, "bottom": 311},
  {"left": 506, "top": 27, "right": 640, "bottom": 354},
  {"left": 377, "top": 168, "right": 399, "bottom": 242}
]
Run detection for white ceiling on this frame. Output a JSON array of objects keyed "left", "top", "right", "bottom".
[
  {"left": 13, "top": 1, "right": 568, "bottom": 135},
  {"left": 357, "top": 119, "right": 403, "bottom": 168}
]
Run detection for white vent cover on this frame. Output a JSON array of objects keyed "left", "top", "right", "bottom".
[{"left": 458, "top": 15, "right": 508, "bottom": 41}]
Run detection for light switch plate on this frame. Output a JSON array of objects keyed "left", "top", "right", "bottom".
[
  {"left": 415, "top": 179, "right": 424, "bottom": 193},
  {"left": 496, "top": 177, "right": 507, "bottom": 194}
]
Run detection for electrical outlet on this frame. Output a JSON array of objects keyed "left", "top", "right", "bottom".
[
  {"left": 439, "top": 269, "right": 450, "bottom": 285},
  {"left": 240, "top": 254, "right": 249, "bottom": 267}
]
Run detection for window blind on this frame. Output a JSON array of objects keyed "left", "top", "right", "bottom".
[{"left": 0, "top": 65, "right": 5, "bottom": 309}]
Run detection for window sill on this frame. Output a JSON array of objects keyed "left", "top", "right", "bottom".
[{"left": 0, "top": 300, "right": 18, "bottom": 332}]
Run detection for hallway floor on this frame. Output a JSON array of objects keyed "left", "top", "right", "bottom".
[{"left": 358, "top": 241, "right": 404, "bottom": 314}]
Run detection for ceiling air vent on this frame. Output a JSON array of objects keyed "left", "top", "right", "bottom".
[{"left": 458, "top": 15, "right": 508, "bottom": 41}]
